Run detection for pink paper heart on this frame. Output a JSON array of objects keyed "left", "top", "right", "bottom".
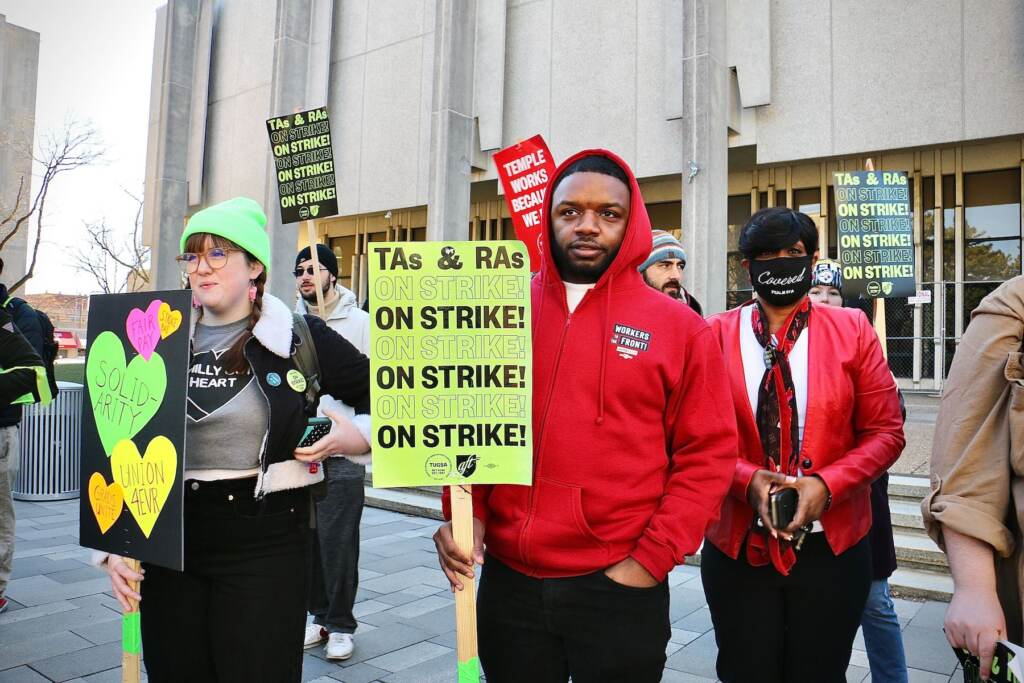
[{"left": 126, "top": 299, "right": 162, "bottom": 360}]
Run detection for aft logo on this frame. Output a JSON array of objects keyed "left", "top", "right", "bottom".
[
  {"left": 610, "top": 323, "right": 652, "bottom": 360},
  {"left": 456, "top": 454, "right": 479, "bottom": 477}
]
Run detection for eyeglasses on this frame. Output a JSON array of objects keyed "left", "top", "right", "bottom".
[
  {"left": 176, "top": 248, "right": 239, "bottom": 274},
  {"left": 294, "top": 266, "right": 329, "bottom": 278}
]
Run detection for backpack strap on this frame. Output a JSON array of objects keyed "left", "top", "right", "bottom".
[{"left": 291, "top": 313, "right": 322, "bottom": 414}]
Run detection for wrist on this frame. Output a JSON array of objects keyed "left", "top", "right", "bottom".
[{"left": 812, "top": 475, "right": 832, "bottom": 511}]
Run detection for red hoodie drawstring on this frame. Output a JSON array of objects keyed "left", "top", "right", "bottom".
[{"left": 595, "top": 273, "right": 611, "bottom": 425}]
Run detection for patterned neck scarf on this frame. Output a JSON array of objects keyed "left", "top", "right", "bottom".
[{"left": 746, "top": 297, "right": 811, "bottom": 575}]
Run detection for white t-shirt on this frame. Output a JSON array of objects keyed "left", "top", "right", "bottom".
[
  {"left": 739, "top": 304, "right": 809, "bottom": 445},
  {"left": 563, "top": 282, "right": 597, "bottom": 313}
]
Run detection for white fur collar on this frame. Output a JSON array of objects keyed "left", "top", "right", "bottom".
[{"left": 251, "top": 293, "right": 294, "bottom": 358}]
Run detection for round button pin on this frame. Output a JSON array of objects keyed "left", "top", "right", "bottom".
[
  {"left": 286, "top": 369, "right": 307, "bottom": 393},
  {"left": 266, "top": 372, "right": 282, "bottom": 387}
]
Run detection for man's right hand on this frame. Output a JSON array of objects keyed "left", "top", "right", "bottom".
[
  {"left": 746, "top": 469, "right": 794, "bottom": 538},
  {"left": 433, "top": 518, "right": 485, "bottom": 592}
]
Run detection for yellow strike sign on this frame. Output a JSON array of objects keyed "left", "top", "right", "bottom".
[{"left": 111, "top": 436, "right": 178, "bottom": 538}]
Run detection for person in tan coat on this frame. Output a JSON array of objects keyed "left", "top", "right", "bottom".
[{"left": 923, "top": 275, "right": 1024, "bottom": 681}]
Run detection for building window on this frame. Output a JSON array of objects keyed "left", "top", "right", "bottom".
[
  {"left": 727, "top": 194, "right": 753, "bottom": 309},
  {"left": 964, "top": 169, "right": 1022, "bottom": 282}
]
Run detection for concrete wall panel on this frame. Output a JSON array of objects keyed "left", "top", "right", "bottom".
[{"left": 963, "top": 0, "right": 1024, "bottom": 141}]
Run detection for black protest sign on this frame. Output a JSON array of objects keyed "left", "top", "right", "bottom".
[
  {"left": 79, "top": 290, "right": 191, "bottom": 571},
  {"left": 833, "top": 171, "right": 916, "bottom": 298},
  {"left": 266, "top": 107, "right": 338, "bottom": 224}
]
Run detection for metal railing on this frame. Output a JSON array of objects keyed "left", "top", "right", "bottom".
[{"left": 13, "top": 381, "right": 84, "bottom": 501}]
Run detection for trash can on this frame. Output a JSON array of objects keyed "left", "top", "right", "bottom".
[{"left": 13, "top": 381, "right": 83, "bottom": 501}]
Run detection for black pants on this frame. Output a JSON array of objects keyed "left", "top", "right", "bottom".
[
  {"left": 478, "top": 554, "right": 670, "bottom": 683},
  {"left": 307, "top": 462, "right": 364, "bottom": 634},
  {"left": 140, "top": 477, "right": 310, "bottom": 683},
  {"left": 701, "top": 534, "right": 872, "bottom": 683}
]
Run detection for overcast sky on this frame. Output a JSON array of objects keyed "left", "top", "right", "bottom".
[{"left": 0, "top": 0, "right": 164, "bottom": 294}]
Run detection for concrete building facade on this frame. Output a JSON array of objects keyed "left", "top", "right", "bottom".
[
  {"left": 0, "top": 15, "right": 39, "bottom": 290},
  {"left": 144, "top": 0, "right": 1024, "bottom": 390}
]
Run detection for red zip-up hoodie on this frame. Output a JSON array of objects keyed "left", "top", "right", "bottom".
[{"left": 443, "top": 150, "right": 738, "bottom": 581}]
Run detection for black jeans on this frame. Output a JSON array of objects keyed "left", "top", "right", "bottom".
[
  {"left": 140, "top": 477, "right": 310, "bottom": 683},
  {"left": 307, "top": 462, "right": 364, "bottom": 634},
  {"left": 477, "top": 554, "right": 670, "bottom": 683},
  {"left": 701, "top": 533, "right": 872, "bottom": 683}
]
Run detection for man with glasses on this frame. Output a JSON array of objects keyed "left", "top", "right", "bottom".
[{"left": 294, "top": 244, "right": 370, "bottom": 661}]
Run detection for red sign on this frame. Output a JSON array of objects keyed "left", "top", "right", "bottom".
[
  {"left": 493, "top": 135, "right": 556, "bottom": 272},
  {"left": 54, "top": 330, "right": 81, "bottom": 349}
]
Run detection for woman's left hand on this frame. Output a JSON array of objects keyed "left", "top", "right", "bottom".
[
  {"left": 293, "top": 406, "right": 370, "bottom": 463},
  {"left": 783, "top": 474, "right": 831, "bottom": 535}
]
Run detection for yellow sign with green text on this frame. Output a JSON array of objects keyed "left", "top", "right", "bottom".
[{"left": 369, "top": 241, "right": 533, "bottom": 488}]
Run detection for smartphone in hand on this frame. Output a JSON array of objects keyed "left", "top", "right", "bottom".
[
  {"left": 299, "top": 416, "right": 331, "bottom": 448},
  {"left": 770, "top": 487, "right": 799, "bottom": 530}
]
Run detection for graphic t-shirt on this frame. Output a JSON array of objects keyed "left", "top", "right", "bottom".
[{"left": 185, "top": 318, "right": 267, "bottom": 475}]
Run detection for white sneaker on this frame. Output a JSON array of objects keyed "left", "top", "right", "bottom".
[
  {"left": 325, "top": 632, "right": 354, "bottom": 660},
  {"left": 304, "top": 624, "right": 328, "bottom": 648}
]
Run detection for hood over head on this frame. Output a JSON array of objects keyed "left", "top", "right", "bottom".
[{"left": 538, "top": 149, "right": 652, "bottom": 293}]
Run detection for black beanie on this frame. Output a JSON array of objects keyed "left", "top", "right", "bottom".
[{"left": 296, "top": 243, "right": 339, "bottom": 278}]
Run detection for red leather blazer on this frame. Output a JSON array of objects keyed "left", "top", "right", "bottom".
[{"left": 705, "top": 301, "right": 905, "bottom": 559}]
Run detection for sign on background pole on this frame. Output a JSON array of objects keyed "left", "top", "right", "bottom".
[
  {"left": 368, "top": 241, "right": 533, "bottom": 681},
  {"left": 493, "top": 135, "right": 556, "bottom": 272}
]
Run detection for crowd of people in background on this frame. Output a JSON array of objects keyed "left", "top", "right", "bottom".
[{"left": 0, "top": 144, "right": 1018, "bottom": 682}]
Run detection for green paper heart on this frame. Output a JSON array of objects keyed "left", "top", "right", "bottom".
[{"left": 86, "top": 331, "right": 167, "bottom": 456}]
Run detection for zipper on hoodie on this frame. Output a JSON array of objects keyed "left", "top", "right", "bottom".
[{"left": 519, "top": 308, "right": 574, "bottom": 568}]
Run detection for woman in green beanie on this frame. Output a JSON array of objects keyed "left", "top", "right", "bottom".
[{"left": 99, "top": 197, "right": 371, "bottom": 682}]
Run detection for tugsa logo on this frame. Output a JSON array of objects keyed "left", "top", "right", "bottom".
[{"left": 456, "top": 454, "right": 479, "bottom": 478}]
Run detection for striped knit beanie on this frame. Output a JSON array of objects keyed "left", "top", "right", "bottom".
[{"left": 638, "top": 229, "right": 687, "bottom": 273}]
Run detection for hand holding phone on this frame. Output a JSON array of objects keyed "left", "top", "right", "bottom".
[
  {"left": 770, "top": 487, "right": 799, "bottom": 530},
  {"left": 298, "top": 417, "right": 331, "bottom": 473}
]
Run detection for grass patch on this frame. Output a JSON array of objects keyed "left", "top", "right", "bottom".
[{"left": 55, "top": 360, "right": 85, "bottom": 385}]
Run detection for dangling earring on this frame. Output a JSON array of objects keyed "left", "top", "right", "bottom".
[
  {"left": 248, "top": 280, "right": 257, "bottom": 302},
  {"left": 191, "top": 294, "right": 201, "bottom": 308}
]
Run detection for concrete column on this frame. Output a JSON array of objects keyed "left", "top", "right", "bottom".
[
  {"left": 679, "top": 0, "right": 729, "bottom": 314},
  {"left": 426, "top": 0, "right": 476, "bottom": 242},
  {"left": 144, "top": 0, "right": 201, "bottom": 291},
  {"left": 262, "top": 0, "right": 315, "bottom": 301}
]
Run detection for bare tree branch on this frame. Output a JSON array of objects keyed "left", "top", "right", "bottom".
[
  {"left": 0, "top": 118, "right": 104, "bottom": 292},
  {"left": 72, "top": 190, "right": 150, "bottom": 294}
]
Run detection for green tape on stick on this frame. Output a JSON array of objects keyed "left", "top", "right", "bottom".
[
  {"left": 457, "top": 656, "right": 480, "bottom": 682},
  {"left": 122, "top": 611, "right": 141, "bottom": 654}
]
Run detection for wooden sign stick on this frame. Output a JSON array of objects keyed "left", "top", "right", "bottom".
[
  {"left": 121, "top": 557, "right": 142, "bottom": 683},
  {"left": 304, "top": 220, "right": 327, "bottom": 319},
  {"left": 450, "top": 484, "right": 480, "bottom": 682},
  {"left": 864, "top": 158, "right": 889, "bottom": 359}
]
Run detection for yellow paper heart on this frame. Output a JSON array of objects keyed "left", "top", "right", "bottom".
[
  {"left": 111, "top": 436, "right": 177, "bottom": 538},
  {"left": 158, "top": 302, "right": 182, "bottom": 339},
  {"left": 88, "top": 472, "right": 124, "bottom": 534}
]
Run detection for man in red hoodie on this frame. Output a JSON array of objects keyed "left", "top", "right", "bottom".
[{"left": 433, "top": 150, "right": 738, "bottom": 682}]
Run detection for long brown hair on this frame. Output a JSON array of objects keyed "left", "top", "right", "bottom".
[{"left": 184, "top": 232, "right": 266, "bottom": 374}]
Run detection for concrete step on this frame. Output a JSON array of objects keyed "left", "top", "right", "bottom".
[
  {"left": 364, "top": 485, "right": 443, "bottom": 520},
  {"left": 893, "top": 530, "right": 947, "bottom": 569},
  {"left": 887, "top": 474, "right": 930, "bottom": 502},
  {"left": 889, "top": 499, "right": 926, "bottom": 531},
  {"left": 890, "top": 567, "right": 953, "bottom": 601}
]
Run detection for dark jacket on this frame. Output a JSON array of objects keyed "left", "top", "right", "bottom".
[
  {"left": 0, "top": 306, "right": 47, "bottom": 407},
  {"left": 192, "top": 293, "right": 370, "bottom": 497},
  {"left": 0, "top": 284, "right": 45, "bottom": 426}
]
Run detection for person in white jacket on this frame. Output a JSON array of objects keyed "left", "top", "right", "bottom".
[{"left": 294, "top": 244, "right": 371, "bottom": 661}]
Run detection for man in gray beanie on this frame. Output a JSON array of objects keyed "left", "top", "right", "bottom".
[
  {"left": 295, "top": 243, "right": 370, "bottom": 660},
  {"left": 638, "top": 230, "right": 703, "bottom": 316}
]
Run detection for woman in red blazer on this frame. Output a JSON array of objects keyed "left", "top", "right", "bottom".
[{"left": 702, "top": 208, "right": 905, "bottom": 683}]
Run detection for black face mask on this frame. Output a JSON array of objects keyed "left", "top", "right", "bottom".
[{"left": 748, "top": 256, "right": 813, "bottom": 306}]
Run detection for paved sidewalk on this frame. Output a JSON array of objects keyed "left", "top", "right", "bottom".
[{"left": 1, "top": 499, "right": 962, "bottom": 682}]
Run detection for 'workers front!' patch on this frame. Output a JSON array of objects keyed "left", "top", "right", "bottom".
[{"left": 610, "top": 323, "right": 652, "bottom": 360}]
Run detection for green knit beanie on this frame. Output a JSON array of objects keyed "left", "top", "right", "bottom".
[{"left": 180, "top": 197, "right": 271, "bottom": 270}]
